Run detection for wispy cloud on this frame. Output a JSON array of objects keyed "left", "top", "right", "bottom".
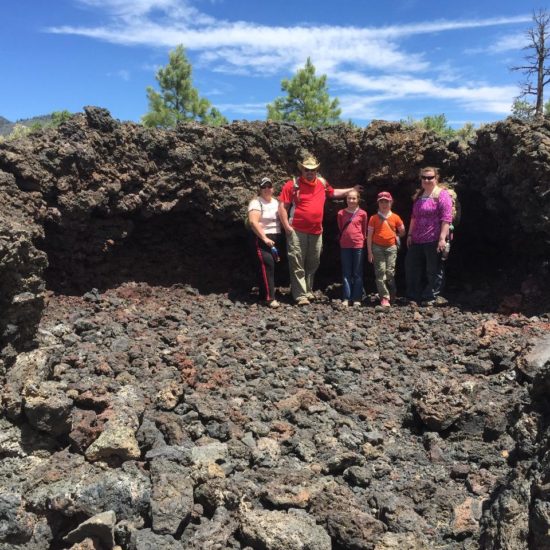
[
  {"left": 335, "top": 72, "right": 517, "bottom": 116},
  {"left": 48, "top": 1, "right": 530, "bottom": 76},
  {"left": 465, "top": 31, "right": 528, "bottom": 55},
  {"left": 106, "top": 69, "right": 130, "bottom": 80},
  {"left": 215, "top": 102, "right": 267, "bottom": 116},
  {"left": 489, "top": 33, "right": 528, "bottom": 53},
  {"left": 47, "top": 0, "right": 528, "bottom": 119}
]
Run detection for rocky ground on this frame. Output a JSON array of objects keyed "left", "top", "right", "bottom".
[
  {"left": 1, "top": 281, "right": 549, "bottom": 549},
  {"left": 1, "top": 110, "right": 550, "bottom": 549}
]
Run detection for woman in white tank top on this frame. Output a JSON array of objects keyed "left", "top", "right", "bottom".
[{"left": 247, "top": 177, "right": 282, "bottom": 308}]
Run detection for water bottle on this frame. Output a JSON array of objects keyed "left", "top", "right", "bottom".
[{"left": 271, "top": 246, "right": 280, "bottom": 262}]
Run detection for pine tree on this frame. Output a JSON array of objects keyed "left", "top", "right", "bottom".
[
  {"left": 142, "top": 45, "right": 228, "bottom": 127},
  {"left": 511, "top": 98, "right": 536, "bottom": 120},
  {"left": 267, "top": 58, "right": 341, "bottom": 126},
  {"left": 420, "top": 114, "right": 456, "bottom": 139}
]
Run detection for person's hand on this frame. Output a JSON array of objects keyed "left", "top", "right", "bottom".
[
  {"left": 264, "top": 237, "right": 275, "bottom": 247},
  {"left": 353, "top": 184, "right": 364, "bottom": 193},
  {"left": 406, "top": 235, "right": 413, "bottom": 247},
  {"left": 437, "top": 238, "right": 446, "bottom": 252},
  {"left": 368, "top": 252, "right": 373, "bottom": 263},
  {"left": 285, "top": 227, "right": 294, "bottom": 236}
]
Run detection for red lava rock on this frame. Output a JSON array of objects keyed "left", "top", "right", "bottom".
[{"left": 69, "top": 409, "right": 105, "bottom": 452}]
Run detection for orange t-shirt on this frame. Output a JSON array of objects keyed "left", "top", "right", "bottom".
[{"left": 368, "top": 212, "right": 404, "bottom": 247}]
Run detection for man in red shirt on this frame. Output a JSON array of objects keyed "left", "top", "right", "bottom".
[{"left": 278, "top": 153, "right": 362, "bottom": 305}]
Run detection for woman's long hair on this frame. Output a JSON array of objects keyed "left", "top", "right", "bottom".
[{"left": 412, "top": 166, "right": 440, "bottom": 201}]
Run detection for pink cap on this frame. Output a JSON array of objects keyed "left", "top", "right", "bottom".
[{"left": 377, "top": 191, "right": 393, "bottom": 201}]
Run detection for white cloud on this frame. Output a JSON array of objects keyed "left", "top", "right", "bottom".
[
  {"left": 48, "top": 0, "right": 529, "bottom": 119},
  {"left": 106, "top": 68, "right": 130, "bottom": 80},
  {"left": 76, "top": 0, "right": 216, "bottom": 24},
  {"left": 216, "top": 102, "right": 267, "bottom": 116},
  {"left": 49, "top": 3, "right": 530, "bottom": 77},
  {"left": 465, "top": 31, "right": 528, "bottom": 55},
  {"left": 335, "top": 72, "right": 517, "bottom": 116},
  {"left": 489, "top": 33, "right": 528, "bottom": 53}
]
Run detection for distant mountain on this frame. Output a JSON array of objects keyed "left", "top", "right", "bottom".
[
  {"left": 0, "top": 116, "right": 13, "bottom": 136},
  {"left": 0, "top": 114, "right": 55, "bottom": 137}
]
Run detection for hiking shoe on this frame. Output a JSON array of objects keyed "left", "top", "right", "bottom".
[
  {"left": 296, "top": 296, "right": 310, "bottom": 306},
  {"left": 341, "top": 300, "right": 349, "bottom": 307},
  {"left": 381, "top": 297, "right": 391, "bottom": 307},
  {"left": 353, "top": 301, "right": 362, "bottom": 307},
  {"left": 268, "top": 300, "right": 280, "bottom": 309},
  {"left": 305, "top": 292, "right": 315, "bottom": 301},
  {"left": 421, "top": 300, "right": 435, "bottom": 307},
  {"left": 434, "top": 296, "right": 448, "bottom": 306}
]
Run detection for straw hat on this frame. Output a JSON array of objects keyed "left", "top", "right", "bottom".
[{"left": 297, "top": 153, "right": 320, "bottom": 171}]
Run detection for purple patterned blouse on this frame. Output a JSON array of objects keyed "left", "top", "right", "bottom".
[{"left": 410, "top": 189, "right": 453, "bottom": 244}]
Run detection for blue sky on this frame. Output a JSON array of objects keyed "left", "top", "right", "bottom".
[{"left": 2, "top": 0, "right": 545, "bottom": 126}]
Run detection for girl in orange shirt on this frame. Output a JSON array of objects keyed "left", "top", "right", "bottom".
[{"left": 367, "top": 192, "right": 406, "bottom": 307}]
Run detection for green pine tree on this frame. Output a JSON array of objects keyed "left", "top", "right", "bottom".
[
  {"left": 511, "top": 98, "right": 536, "bottom": 120},
  {"left": 421, "top": 114, "right": 456, "bottom": 139},
  {"left": 455, "top": 122, "right": 476, "bottom": 143},
  {"left": 267, "top": 58, "right": 341, "bottom": 126},
  {"left": 142, "top": 45, "right": 228, "bottom": 128}
]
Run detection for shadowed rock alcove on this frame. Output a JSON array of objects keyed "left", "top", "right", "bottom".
[{"left": 0, "top": 106, "right": 549, "bottom": 353}]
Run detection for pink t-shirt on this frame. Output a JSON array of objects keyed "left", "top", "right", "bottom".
[
  {"left": 337, "top": 208, "right": 368, "bottom": 248},
  {"left": 411, "top": 190, "right": 452, "bottom": 244}
]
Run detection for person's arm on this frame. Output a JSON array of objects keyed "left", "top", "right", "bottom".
[
  {"left": 332, "top": 184, "right": 363, "bottom": 199},
  {"left": 406, "top": 217, "right": 415, "bottom": 248},
  {"left": 437, "top": 222, "right": 450, "bottom": 252},
  {"left": 396, "top": 216, "right": 406, "bottom": 238},
  {"left": 278, "top": 201, "right": 294, "bottom": 235},
  {"left": 367, "top": 227, "right": 374, "bottom": 263},
  {"left": 362, "top": 212, "right": 369, "bottom": 241},
  {"left": 337, "top": 210, "right": 344, "bottom": 233},
  {"left": 248, "top": 209, "right": 274, "bottom": 247},
  {"left": 437, "top": 191, "right": 452, "bottom": 252}
]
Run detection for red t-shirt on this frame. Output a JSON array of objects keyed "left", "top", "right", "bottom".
[
  {"left": 279, "top": 177, "right": 335, "bottom": 235},
  {"left": 337, "top": 208, "right": 368, "bottom": 248}
]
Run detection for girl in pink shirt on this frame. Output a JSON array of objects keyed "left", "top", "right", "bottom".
[{"left": 337, "top": 190, "right": 368, "bottom": 306}]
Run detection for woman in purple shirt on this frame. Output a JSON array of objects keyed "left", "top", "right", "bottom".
[{"left": 405, "top": 167, "right": 452, "bottom": 305}]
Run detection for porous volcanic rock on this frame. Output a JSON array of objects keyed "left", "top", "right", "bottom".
[
  {"left": 0, "top": 109, "right": 453, "bottom": 337},
  {"left": 453, "top": 117, "right": 550, "bottom": 306},
  {"left": 0, "top": 281, "right": 546, "bottom": 548},
  {"left": 1, "top": 109, "right": 550, "bottom": 549},
  {"left": 0, "top": 108, "right": 549, "bottom": 352}
]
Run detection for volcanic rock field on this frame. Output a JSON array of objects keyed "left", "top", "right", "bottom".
[{"left": 0, "top": 108, "right": 549, "bottom": 549}]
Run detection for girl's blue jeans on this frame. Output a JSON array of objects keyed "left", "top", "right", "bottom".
[{"left": 340, "top": 247, "right": 364, "bottom": 301}]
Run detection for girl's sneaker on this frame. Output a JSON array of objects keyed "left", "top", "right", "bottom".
[{"left": 380, "top": 297, "right": 391, "bottom": 307}]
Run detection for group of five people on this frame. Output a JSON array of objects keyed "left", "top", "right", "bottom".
[{"left": 247, "top": 153, "right": 453, "bottom": 308}]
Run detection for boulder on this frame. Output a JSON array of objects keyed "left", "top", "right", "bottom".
[
  {"left": 149, "top": 459, "right": 193, "bottom": 536},
  {"left": 64, "top": 510, "right": 116, "bottom": 547},
  {"left": 240, "top": 508, "right": 331, "bottom": 550}
]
